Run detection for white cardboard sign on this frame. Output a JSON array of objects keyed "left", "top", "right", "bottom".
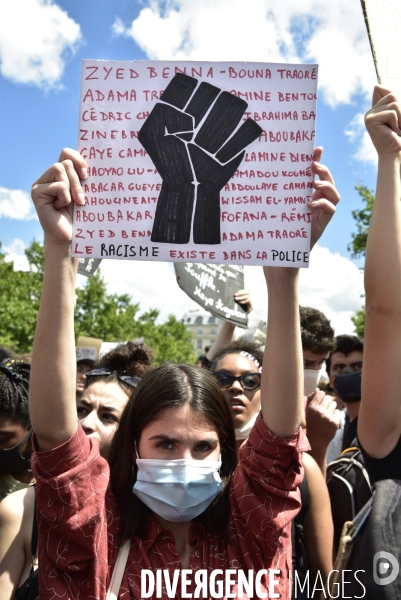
[{"left": 73, "top": 60, "right": 318, "bottom": 267}]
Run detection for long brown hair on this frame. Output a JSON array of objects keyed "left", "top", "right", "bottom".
[{"left": 108, "top": 363, "right": 237, "bottom": 544}]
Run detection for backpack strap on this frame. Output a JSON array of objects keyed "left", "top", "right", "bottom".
[
  {"left": 105, "top": 540, "right": 131, "bottom": 600},
  {"left": 30, "top": 497, "right": 38, "bottom": 569}
]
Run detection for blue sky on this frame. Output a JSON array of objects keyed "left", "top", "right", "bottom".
[{"left": 0, "top": 0, "right": 378, "bottom": 333}]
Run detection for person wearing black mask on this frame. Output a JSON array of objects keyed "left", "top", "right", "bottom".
[
  {"left": 326, "top": 335, "right": 363, "bottom": 451},
  {"left": 0, "top": 359, "right": 33, "bottom": 501}
]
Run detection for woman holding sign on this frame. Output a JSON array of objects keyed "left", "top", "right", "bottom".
[{"left": 28, "top": 147, "right": 338, "bottom": 599}]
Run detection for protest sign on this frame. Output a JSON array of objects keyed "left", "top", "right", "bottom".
[
  {"left": 76, "top": 335, "right": 102, "bottom": 360},
  {"left": 174, "top": 263, "right": 248, "bottom": 327},
  {"left": 76, "top": 346, "right": 97, "bottom": 362},
  {"left": 361, "top": 0, "right": 401, "bottom": 97},
  {"left": 77, "top": 257, "right": 102, "bottom": 277},
  {"left": 73, "top": 60, "right": 318, "bottom": 267}
]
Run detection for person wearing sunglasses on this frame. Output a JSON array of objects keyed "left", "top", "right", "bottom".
[
  {"left": 76, "top": 341, "right": 153, "bottom": 460},
  {"left": 210, "top": 340, "right": 263, "bottom": 451}
]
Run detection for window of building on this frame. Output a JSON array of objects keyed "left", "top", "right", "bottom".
[
  {"left": 197, "top": 339, "right": 203, "bottom": 349},
  {"left": 210, "top": 328, "right": 216, "bottom": 335},
  {"left": 208, "top": 316, "right": 216, "bottom": 324},
  {"left": 195, "top": 316, "right": 203, "bottom": 324},
  {"left": 210, "top": 339, "right": 215, "bottom": 345},
  {"left": 197, "top": 328, "right": 203, "bottom": 335}
]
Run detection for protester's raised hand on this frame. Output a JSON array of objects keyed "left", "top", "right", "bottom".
[
  {"left": 305, "top": 389, "right": 341, "bottom": 447},
  {"left": 365, "top": 85, "right": 401, "bottom": 157},
  {"left": 308, "top": 147, "right": 340, "bottom": 249},
  {"left": 234, "top": 289, "right": 253, "bottom": 314},
  {"left": 31, "top": 148, "right": 87, "bottom": 245}
]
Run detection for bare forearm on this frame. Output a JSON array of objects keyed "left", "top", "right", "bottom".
[
  {"left": 303, "top": 454, "right": 334, "bottom": 581},
  {"left": 30, "top": 244, "right": 79, "bottom": 450},
  {"left": 206, "top": 321, "right": 235, "bottom": 361},
  {"left": 360, "top": 157, "right": 401, "bottom": 453},
  {"left": 360, "top": 130, "right": 401, "bottom": 453},
  {"left": 262, "top": 268, "right": 304, "bottom": 436},
  {"left": 365, "top": 155, "right": 401, "bottom": 308},
  {"left": 307, "top": 447, "right": 327, "bottom": 477}
]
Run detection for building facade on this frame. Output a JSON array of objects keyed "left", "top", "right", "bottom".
[{"left": 181, "top": 308, "right": 221, "bottom": 356}]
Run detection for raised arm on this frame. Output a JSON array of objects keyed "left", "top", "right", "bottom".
[
  {"left": 29, "top": 149, "right": 87, "bottom": 451},
  {"left": 261, "top": 266, "right": 303, "bottom": 436},
  {"left": 358, "top": 86, "right": 401, "bottom": 458},
  {"left": 261, "top": 148, "right": 339, "bottom": 437},
  {"left": 206, "top": 290, "right": 253, "bottom": 362}
]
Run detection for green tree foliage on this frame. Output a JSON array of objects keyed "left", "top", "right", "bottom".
[
  {"left": 75, "top": 272, "right": 140, "bottom": 342},
  {"left": 0, "top": 240, "right": 195, "bottom": 364},
  {"left": 351, "top": 307, "right": 365, "bottom": 339},
  {"left": 348, "top": 185, "right": 374, "bottom": 338},
  {"left": 0, "top": 241, "right": 44, "bottom": 353},
  {"left": 75, "top": 271, "right": 195, "bottom": 365},
  {"left": 348, "top": 185, "right": 375, "bottom": 259}
]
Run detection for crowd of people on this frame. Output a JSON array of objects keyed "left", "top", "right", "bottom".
[{"left": 0, "top": 84, "right": 400, "bottom": 599}]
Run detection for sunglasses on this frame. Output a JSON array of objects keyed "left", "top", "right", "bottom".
[
  {"left": 85, "top": 368, "right": 141, "bottom": 388},
  {"left": 211, "top": 370, "right": 261, "bottom": 390}
]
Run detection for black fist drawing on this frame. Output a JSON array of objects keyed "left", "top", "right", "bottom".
[{"left": 138, "top": 73, "right": 263, "bottom": 245}]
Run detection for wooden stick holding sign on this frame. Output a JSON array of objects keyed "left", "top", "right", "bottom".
[
  {"left": 73, "top": 60, "right": 318, "bottom": 267},
  {"left": 361, "top": 0, "right": 401, "bottom": 98}
]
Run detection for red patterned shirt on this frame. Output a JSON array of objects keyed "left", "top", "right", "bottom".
[{"left": 32, "top": 413, "right": 308, "bottom": 599}]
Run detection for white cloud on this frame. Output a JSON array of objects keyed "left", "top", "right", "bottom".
[
  {"left": 345, "top": 113, "right": 378, "bottom": 166},
  {"left": 112, "top": 16, "right": 126, "bottom": 38},
  {"left": 96, "top": 244, "right": 364, "bottom": 335},
  {"left": 298, "top": 245, "right": 364, "bottom": 334},
  {"left": 4, "top": 239, "right": 27, "bottom": 255},
  {"left": 98, "top": 259, "right": 199, "bottom": 319},
  {"left": 0, "top": 0, "right": 81, "bottom": 88},
  {"left": 244, "top": 246, "right": 364, "bottom": 336},
  {"left": 3, "top": 239, "right": 30, "bottom": 271},
  {"left": 113, "top": 0, "right": 377, "bottom": 107},
  {"left": 0, "top": 187, "right": 37, "bottom": 220},
  {"left": 2, "top": 239, "right": 361, "bottom": 334}
]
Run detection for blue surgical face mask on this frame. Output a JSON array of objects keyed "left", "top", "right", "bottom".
[{"left": 132, "top": 458, "right": 222, "bottom": 523}]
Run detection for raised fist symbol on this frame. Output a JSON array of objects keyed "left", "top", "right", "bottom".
[{"left": 138, "top": 73, "right": 263, "bottom": 245}]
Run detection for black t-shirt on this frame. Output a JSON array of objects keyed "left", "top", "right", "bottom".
[
  {"left": 360, "top": 435, "right": 401, "bottom": 484},
  {"left": 342, "top": 414, "right": 358, "bottom": 451}
]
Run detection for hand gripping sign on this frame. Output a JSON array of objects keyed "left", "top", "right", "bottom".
[{"left": 74, "top": 60, "right": 318, "bottom": 266}]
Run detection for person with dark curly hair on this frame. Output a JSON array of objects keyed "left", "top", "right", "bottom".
[
  {"left": 77, "top": 341, "right": 153, "bottom": 459},
  {"left": 321, "top": 334, "right": 364, "bottom": 461},
  {"left": 0, "top": 359, "right": 33, "bottom": 502},
  {"left": 299, "top": 306, "right": 335, "bottom": 395},
  {"left": 0, "top": 341, "right": 153, "bottom": 599}
]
